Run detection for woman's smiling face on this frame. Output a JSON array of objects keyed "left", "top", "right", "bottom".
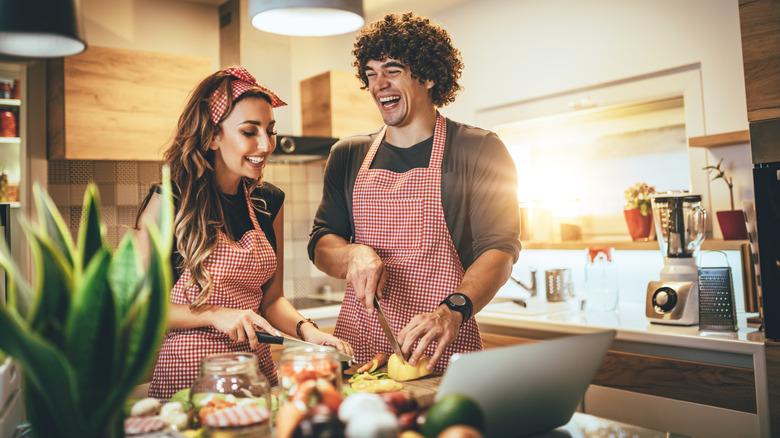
[{"left": 210, "top": 96, "right": 276, "bottom": 194}]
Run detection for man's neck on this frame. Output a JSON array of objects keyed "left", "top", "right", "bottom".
[{"left": 384, "top": 108, "right": 438, "bottom": 148}]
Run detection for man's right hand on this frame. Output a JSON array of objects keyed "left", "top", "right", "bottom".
[{"left": 346, "top": 244, "right": 387, "bottom": 313}]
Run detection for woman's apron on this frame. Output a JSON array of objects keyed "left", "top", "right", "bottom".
[
  {"left": 333, "top": 114, "right": 482, "bottom": 371},
  {"left": 149, "top": 184, "right": 278, "bottom": 399}
]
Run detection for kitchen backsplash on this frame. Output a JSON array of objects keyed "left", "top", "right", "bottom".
[{"left": 47, "top": 159, "right": 345, "bottom": 302}]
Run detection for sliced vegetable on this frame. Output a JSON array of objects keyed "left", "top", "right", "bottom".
[{"left": 387, "top": 354, "right": 432, "bottom": 381}]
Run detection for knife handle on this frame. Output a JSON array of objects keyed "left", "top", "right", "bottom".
[{"left": 255, "top": 331, "right": 284, "bottom": 345}]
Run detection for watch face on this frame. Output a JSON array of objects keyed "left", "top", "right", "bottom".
[{"left": 450, "top": 294, "right": 466, "bottom": 306}]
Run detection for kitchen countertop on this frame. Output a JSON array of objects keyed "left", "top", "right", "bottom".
[{"left": 477, "top": 299, "right": 765, "bottom": 357}]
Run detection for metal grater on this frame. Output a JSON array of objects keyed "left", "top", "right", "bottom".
[{"left": 698, "top": 267, "right": 738, "bottom": 331}]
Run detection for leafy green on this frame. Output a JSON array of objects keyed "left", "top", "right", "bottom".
[{"left": 0, "top": 168, "right": 174, "bottom": 438}]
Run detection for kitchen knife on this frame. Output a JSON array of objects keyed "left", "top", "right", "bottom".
[
  {"left": 255, "top": 331, "right": 354, "bottom": 364},
  {"left": 373, "top": 296, "right": 406, "bottom": 361}
]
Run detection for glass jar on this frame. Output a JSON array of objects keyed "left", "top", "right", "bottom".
[
  {"left": 190, "top": 352, "right": 272, "bottom": 437},
  {"left": 277, "top": 346, "right": 343, "bottom": 411},
  {"left": 585, "top": 247, "right": 619, "bottom": 312}
]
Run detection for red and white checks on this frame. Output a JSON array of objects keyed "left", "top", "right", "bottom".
[
  {"left": 209, "top": 67, "right": 287, "bottom": 124},
  {"left": 333, "top": 114, "right": 483, "bottom": 371},
  {"left": 148, "top": 182, "right": 279, "bottom": 399}
]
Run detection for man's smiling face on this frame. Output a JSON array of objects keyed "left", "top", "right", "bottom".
[{"left": 365, "top": 58, "right": 434, "bottom": 128}]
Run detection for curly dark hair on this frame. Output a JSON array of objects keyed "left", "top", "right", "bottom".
[{"left": 352, "top": 12, "right": 464, "bottom": 107}]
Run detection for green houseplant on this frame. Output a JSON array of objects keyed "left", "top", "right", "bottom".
[
  {"left": 703, "top": 158, "right": 748, "bottom": 240},
  {"left": 623, "top": 182, "right": 656, "bottom": 241},
  {"left": 0, "top": 169, "right": 174, "bottom": 437}
]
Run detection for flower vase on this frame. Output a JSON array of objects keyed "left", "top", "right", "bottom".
[{"left": 623, "top": 208, "right": 653, "bottom": 241}]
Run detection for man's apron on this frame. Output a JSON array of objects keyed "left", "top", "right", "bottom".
[
  {"left": 149, "top": 184, "right": 278, "bottom": 399},
  {"left": 334, "top": 114, "right": 482, "bottom": 371}
]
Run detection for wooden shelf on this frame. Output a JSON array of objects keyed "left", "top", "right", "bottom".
[
  {"left": 688, "top": 130, "right": 750, "bottom": 148},
  {"left": 0, "top": 137, "right": 20, "bottom": 144},
  {"left": 521, "top": 239, "right": 748, "bottom": 251},
  {"left": 0, "top": 98, "right": 20, "bottom": 106}
]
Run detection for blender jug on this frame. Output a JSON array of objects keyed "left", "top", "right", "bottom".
[{"left": 651, "top": 192, "right": 707, "bottom": 258}]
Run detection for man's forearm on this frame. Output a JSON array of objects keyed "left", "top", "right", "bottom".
[
  {"left": 313, "top": 233, "right": 352, "bottom": 279},
  {"left": 452, "top": 249, "right": 515, "bottom": 315}
]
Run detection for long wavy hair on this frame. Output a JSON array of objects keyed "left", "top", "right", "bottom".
[{"left": 142, "top": 69, "right": 274, "bottom": 309}]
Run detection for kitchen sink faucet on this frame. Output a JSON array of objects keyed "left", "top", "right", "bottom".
[{"left": 510, "top": 269, "right": 537, "bottom": 297}]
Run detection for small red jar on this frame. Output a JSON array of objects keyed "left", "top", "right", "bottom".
[{"left": 0, "top": 111, "right": 16, "bottom": 138}]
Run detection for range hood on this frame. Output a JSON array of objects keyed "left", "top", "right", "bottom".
[{"left": 269, "top": 135, "right": 339, "bottom": 163}]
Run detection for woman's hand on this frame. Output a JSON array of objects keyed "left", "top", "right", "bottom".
[
  {"left": 209, "top": 307, "right": 280, "bottom": 350},
  {"left": 300, "top": 324, "right": 355, "bottom": 358}
]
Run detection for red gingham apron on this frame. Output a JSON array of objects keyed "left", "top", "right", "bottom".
[
  {"left": 149, "top": 183, "right": 278, "bottom": 399},
  {"left": 334, "top": 114, "right": 482, "bottom": 371}
]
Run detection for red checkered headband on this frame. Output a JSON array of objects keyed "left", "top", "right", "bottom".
[{"left": 209, "top": 67, "right": 287, "bottom": 124}]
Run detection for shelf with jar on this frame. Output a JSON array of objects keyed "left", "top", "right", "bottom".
[
  {"left": 0, "top": 77, "right": 21, "bottom": 204},
  {"left": 0, "top": 93, "right": 20, "bottom": 141}
]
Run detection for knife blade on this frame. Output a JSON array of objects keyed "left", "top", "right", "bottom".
[
  {"left": 255, "top": 331, "right": 354, "bottom": 364},
  {"left": 373, "top": 296, "right": 406, "bottom": 361}
]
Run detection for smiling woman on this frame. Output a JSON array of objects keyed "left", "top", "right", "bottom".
[{"left": 133, "top": 67, "right": 354, "bottom": 400}]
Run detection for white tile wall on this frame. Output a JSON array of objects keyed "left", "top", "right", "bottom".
[{"left": 265, "top": 161, "right": 347, "bottom": 301}]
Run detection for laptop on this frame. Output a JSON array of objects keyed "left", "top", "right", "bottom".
[{"left": 436, "top": 330, "right": 616, "bottom": 437}]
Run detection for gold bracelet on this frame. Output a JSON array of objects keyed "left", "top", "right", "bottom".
[{"left": 296, "top": 318, "right": 318, "bottom": 340}]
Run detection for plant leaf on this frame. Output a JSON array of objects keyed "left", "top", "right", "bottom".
[
  {"left": 122, "top": 224, "right": 170, "bottom": 392},
  {"left": 23, "top": 222, "right": 73, "bottom": 347},
  {"left": 77, "top": 183, "right": 107, "bottom": 272},
  {"left": 64, "top": 247, "right": 117, "bottom": 419},
  {"left": 0, "top": 232, "right": 33, "bottom": 318},
  {"left": 0, "top": 303, "right": 82, "bottom": 433},
  {"left": 33, "top": 183, "right": 76, "bottom": 270},
  {"left": 108, "top": 233, "right": 143, "bottom": 319}
]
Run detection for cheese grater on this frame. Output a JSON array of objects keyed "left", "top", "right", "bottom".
[{"left": 698, "top": 267, "right": 738, "bottom": 331}]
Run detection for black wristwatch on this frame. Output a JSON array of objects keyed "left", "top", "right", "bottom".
[{"left": 440, "top": 293, "right": 473, "bottom": 326}]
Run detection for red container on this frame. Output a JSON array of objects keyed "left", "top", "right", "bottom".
[
  {"left": 717, "top": 210, "right": 748, "bottom": 240},
  {"left": 0, "top": 111, "right": 16, "bottom": 138}
]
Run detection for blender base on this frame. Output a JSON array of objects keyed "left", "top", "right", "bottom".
[{"left": 646, "top": 280, "right": 699, "bottom": 326}]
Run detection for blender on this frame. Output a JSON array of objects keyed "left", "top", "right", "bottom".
[{"left": 645, "top": 192, "right": 707, "bottom": 325}]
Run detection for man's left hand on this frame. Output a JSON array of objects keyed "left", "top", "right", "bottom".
[{"left": 397, "top": 305, "right": 462, "bottom": 370}]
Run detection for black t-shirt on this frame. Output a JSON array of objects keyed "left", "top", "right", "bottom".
[
  {"left": 152, "top": 181, "right": 285, "bottom": 285},
  {"left": 308, "top": 117, "right": 521, "bottom": 270}
]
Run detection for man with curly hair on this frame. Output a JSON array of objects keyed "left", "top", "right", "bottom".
[{"left": 308, "top": 12, "right": 521, "bottom": 371}]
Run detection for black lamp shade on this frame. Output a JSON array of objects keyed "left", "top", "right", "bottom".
[{"left": 0, "top": 0, "right": 86, "bottom": 58}]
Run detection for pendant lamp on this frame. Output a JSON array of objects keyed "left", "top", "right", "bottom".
[
  {"left": 249, "top": 0, "right": 364, "bottom": 37},
  {"left": 0, "top": 0, "right": 86, "bottom": 58}
]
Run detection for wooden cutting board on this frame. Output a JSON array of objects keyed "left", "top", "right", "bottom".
[{"left": 344, "top": 364, "right": 442, "bottom": 408}]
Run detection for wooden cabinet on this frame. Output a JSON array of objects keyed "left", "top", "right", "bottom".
[
  {"left": 739, "top": 0, "right": 780, "bottom": 122},
  {"left": 47, "top": 46, "right": 211, "bottom": 161},
  {"left": 300, "top": 70, "right": 383, "bottom": 139}
]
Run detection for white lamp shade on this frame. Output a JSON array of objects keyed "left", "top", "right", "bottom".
[
  {"left": 0, "top": 0, "right": 86, "bottom": 58},
  {"left": 250, "top": 0, "right": 364, "bottom": 37}
]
